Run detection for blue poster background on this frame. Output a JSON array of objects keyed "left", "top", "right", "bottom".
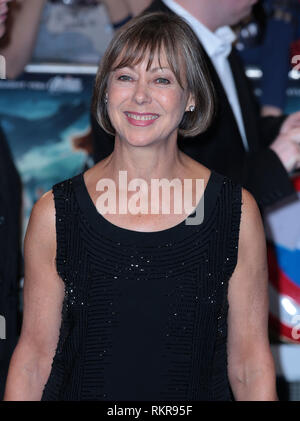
[{"left": 0, "top": 70, "right": 95, "bottom": 230}]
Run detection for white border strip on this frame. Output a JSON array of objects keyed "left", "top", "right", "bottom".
[{"left": 25, "top": 63, "right": 98, "bottom": 75}]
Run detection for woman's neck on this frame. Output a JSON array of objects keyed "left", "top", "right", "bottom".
[{"left": 105, "top": 136, "right": 189, "bottom": 183}]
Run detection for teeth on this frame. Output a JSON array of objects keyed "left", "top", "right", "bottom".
[{"left": 127, "top": 113, "right": 158, "bottom": 121}]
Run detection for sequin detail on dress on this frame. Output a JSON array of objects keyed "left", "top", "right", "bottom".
[{"left": 41, "top": 171, "right": 242, "bottom": 401}]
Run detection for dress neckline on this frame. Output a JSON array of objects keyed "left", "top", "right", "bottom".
[{"left": 73, "top": 168, "right": 224, "bottom": 245}]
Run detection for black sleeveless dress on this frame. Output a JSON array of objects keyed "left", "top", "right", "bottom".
[{"left": 41, "top": 169, "right": 242, "bottom": 401}]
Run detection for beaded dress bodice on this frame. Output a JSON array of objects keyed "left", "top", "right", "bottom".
[{"left": 41, "top": 170, "right": 242, "bottom": 401}]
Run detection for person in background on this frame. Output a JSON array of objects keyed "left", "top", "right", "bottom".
[
  {"left": 100, "top": 0, "right": 152, "bottom": 30},
  {"left": 0, "top": 0, "right": 23, "bottom": 400},
  {"left": 91, "top": 0, "right": 300, "bottom": 210},
  {"left": 1, "top": 0, "right": 149, "bottom": 77},
  {"left": 0, "top": 0, "right": 46, "bottom": 79},
  {"left": 237, "top": 0, "right": 300, "bottom": 116}
]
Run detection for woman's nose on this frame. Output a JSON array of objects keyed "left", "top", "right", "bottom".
[{"left": 132, "top": 80, "right": 152, "bottom": 105}]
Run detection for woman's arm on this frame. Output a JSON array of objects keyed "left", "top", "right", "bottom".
[
  {"left": 227, "top": 188, "right": 278, "bottom": 401},
  {"left": 100, "top": 0, "right": 151, "bottom": 27},
  {"left": 3, "top": 191, "right": 65, "bottom": 401},
  {"left": 0, "top": 0, "right": 46, "bottom": 79},
  {"left": 100, "top": 0, "right": 131, "bottom": 26}
]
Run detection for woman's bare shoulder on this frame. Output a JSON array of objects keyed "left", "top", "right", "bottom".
[
  {"left": 26, "top": 190, "right": 56, "bottom": 252},
  {"left": 30, "top": 190, "right": 55, "bottom": 224},
  {"left": 240, "top": 187, "right": 262, "bottom": 225},
  {"left": 238, "top": 187, "right": 265, "bottom": 261}
]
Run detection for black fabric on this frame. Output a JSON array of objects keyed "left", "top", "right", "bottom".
[
  {"left": 0, "top": 126, "right": 22, "bottom": 400},
  {"left": 91, "top": 0, "right": 296, "bottom": 209},
  {"left": 41, "top": 170, "right": 242, "bottom": 401}
]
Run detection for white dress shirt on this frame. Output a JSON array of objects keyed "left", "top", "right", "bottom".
[{"left": 162, "top": 0, "right": 249, "bottom": 151}]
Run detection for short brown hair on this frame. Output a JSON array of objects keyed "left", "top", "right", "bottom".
[{"left": 92, "top": 11, "right": 215, "bottom": 138}]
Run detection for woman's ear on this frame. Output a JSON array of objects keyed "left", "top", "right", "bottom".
[{"left": 185, "top": 92, "right": 196, "bottom": 112}]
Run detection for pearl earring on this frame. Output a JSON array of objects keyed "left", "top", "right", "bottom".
[
  {"left": 104, "top": 94, "right": 108, "bottom": 104},
  {"left": 189, "top": 105, "right": 195, "bottom": 112}
]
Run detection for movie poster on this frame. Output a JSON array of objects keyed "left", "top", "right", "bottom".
[{"left": 0, "top": 68, "right": 96, "bottom": 232}]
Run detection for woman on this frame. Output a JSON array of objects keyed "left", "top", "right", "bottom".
[{"left": 4, "top": 12, "right": 278, "bottom": 401}]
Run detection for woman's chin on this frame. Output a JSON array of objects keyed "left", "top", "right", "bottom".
[
  {"left": 126, "top": 137, "right": 157, "bottom": 148},
  {"left": 119, "top": 132, "right": 157, "bottom": 147}
]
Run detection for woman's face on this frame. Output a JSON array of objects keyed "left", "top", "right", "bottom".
[
  {"left": 0, "top": 0, "right": 11, "bottom": 39},
  {"left": 106, "top": 49, "right": 193, "bottom": 147}
]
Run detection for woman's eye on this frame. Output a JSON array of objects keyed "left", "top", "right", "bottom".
[
  {"left": 155, "top": 78, "right": 170, "bottom": 85},
  {"left": 118, "top": 75, "right": 132, "bottom": 81}
]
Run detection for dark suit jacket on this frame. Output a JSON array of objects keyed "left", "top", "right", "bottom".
[{"left": 91, "top": 0, "right": 296, "bottom": 209}]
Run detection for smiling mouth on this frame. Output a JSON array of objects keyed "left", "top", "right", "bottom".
[{"left": 124, "top": 112, "right": 159, "bottom": 121}]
